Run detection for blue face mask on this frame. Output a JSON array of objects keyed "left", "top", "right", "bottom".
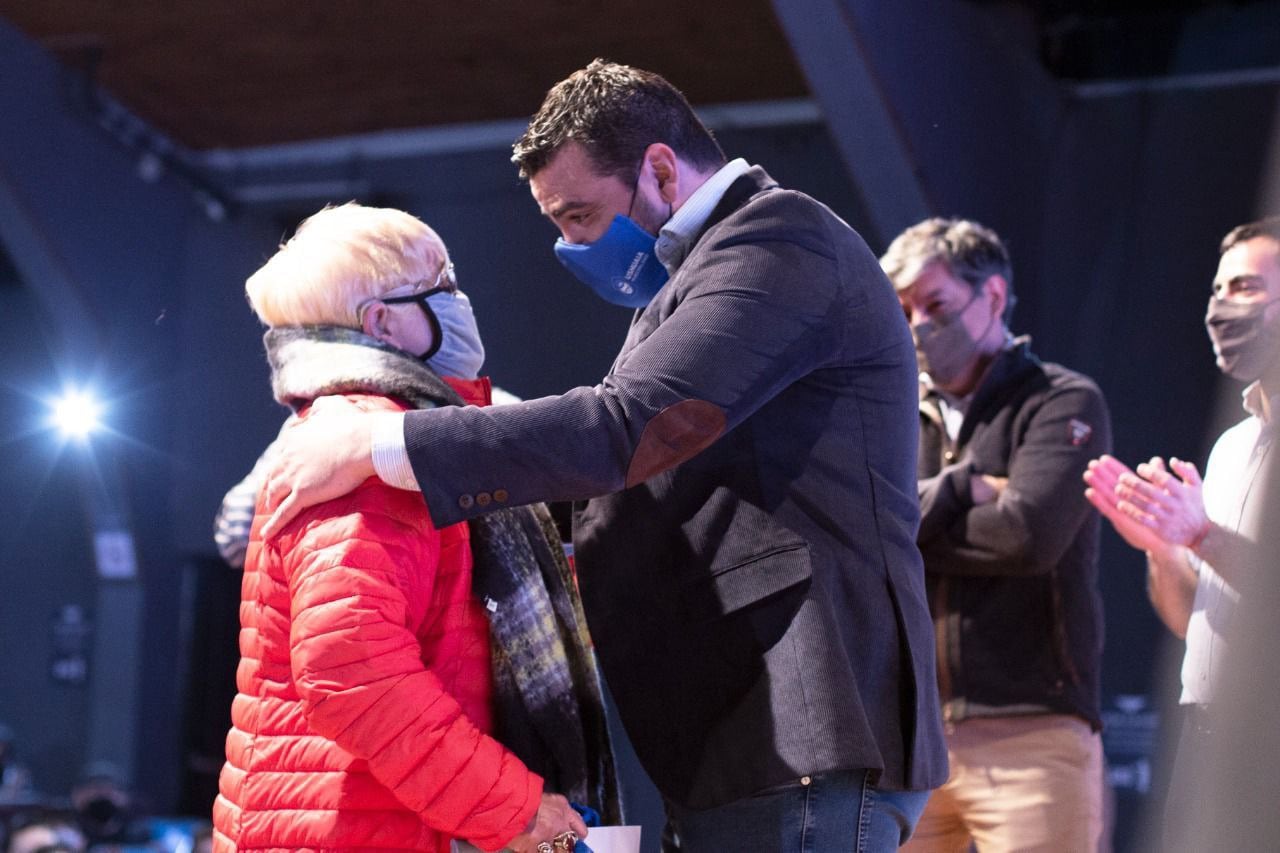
[
  {"left": 552, "top": 155, "right": 674, "bottom": 314},
  {"left": 553, "top": 215, "right": 670, "bottom": 308},
  {"left": 424, "top": 289, "right": 485, "bottom": 379}
]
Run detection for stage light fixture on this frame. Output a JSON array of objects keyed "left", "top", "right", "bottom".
[{"left": 51, "top": 389, "right": 104, "bottom": 440}]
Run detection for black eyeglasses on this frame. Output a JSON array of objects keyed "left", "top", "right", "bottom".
[{"left": 379, "top": 261, "right": 457, "bottom": 305}]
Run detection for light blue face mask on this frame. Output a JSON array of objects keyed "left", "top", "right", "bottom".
[
  {"left": 378, "top": 264, "right": 486, "bottom": 378},
  {"left": 553, "top": 215, "right": 670, "bottom": 308},
  {"left": 424, "top": 289, "right": 485, "bottom": 379}
]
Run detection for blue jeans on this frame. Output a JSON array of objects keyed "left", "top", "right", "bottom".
[{"left": 663, "top": 770, "right": 930, "bottom": 852}]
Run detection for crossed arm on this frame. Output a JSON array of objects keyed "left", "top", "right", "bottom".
[{"left": 918, "top": 384, "right": 1110, "bottom": 577}]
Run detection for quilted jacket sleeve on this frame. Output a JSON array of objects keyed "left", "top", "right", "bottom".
[{"left": 279, "top": 481, "right": 541, "bottom": 851}]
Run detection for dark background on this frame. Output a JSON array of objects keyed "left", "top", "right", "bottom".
[{"left": 1, "top": 1, "right": 1277, "bottom": 850}]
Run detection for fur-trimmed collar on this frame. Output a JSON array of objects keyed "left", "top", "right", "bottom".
[{"left": 264, "top": 325, "right": 462, "bottom": 412}]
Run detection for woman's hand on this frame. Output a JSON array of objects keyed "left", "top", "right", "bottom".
[{"left": 503, "top": 794, "right": 589, "bottom": 853}]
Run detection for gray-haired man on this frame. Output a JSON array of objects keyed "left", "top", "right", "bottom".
[{"left": 883, "top": 217, "right": 1111, "bottom": 852}]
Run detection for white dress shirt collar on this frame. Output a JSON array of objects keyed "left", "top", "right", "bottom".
[{"left": 654, "top": 158, "right": 751, "bottom": 275}]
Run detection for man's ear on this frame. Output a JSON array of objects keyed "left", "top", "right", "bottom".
[
  {"left": 643, "top": 143, "right": 681, "bottom": 205},
  {"left": 983, "top": 275, "right": 1010, "bottom": 321},
  {"left": 361, "top": 302, "right": 394, "bottom": 345}
]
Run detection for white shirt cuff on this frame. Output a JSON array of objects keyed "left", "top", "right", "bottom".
[{"left": 371, "top": 411, "right": 421, "bottom": 491}]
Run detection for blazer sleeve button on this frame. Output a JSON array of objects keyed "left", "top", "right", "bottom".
[
  {"left": 476, "top": 492, "right": 492, "bottom": 507},
  {"left": 458, "top": 494, "right": 474, "bottom": 509},
  {"left": 493, "top": 489, "right": 509, "bottom": 503}
]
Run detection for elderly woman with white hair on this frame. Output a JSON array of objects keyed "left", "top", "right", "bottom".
[{"left": 211, "top": 203, "right": 612, "bottom": 853}]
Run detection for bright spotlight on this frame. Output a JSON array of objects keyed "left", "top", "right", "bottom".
[{"left": 51, "top": 390, "right": 104, "bottom": 439}]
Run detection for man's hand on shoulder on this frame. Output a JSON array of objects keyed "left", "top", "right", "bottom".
[{"left": 261, "top": 396, "right": 378, "bottom": 539}]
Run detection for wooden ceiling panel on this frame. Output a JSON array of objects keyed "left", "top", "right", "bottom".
[{"left": 0, "top": 1, "right": 810, "bottom": 149}]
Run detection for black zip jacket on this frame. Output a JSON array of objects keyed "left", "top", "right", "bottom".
[{"left": 917, "top": 339, "right": 1110, "bottom": 729}]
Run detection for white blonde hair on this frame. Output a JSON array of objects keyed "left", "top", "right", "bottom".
[{"left": 246, "top": 202, "right": 449, "bottom": 328}]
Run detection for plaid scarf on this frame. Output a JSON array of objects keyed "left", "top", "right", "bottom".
[{"left": 265, "top": 326, "right": 620, "bottom": 821}]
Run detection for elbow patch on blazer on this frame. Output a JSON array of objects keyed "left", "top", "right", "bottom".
[{"left": 625, "top": 399, "right": 726, "bottom": 488}]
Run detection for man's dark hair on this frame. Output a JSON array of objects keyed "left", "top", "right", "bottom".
[
  {"left": 1221, "top": 215, "right": 1280, "bottom": 254},
  {"left": 512, "top": 59, "right": 726, "bottom": 182}
]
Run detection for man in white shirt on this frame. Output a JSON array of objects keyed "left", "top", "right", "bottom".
[{"left": 1083, "top": 215, "right": 1280, "bottom": 849}]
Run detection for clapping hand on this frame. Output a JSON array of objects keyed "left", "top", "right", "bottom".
[{"left": 1083, "top": 454, "right": 1211, "bottom": 557}]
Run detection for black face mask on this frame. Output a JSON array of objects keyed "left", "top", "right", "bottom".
[{"left": 1204, "top": 296, "right": 1280, "bottom": 383}]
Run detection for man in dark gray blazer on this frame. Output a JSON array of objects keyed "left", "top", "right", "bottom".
[{"left": 261, "top": 60, "right": 946, "bottom": 851}]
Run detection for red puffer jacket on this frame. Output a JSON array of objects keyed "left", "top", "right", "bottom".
[{"left": 213, "top": 389, "right": 541, "bottom": 853}]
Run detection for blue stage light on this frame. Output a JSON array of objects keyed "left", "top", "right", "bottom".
[{"left": 51, "top": 389, "right": 104, "bottom": 440}]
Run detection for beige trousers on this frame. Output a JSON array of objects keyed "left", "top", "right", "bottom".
[{"left": 900, "top": 714, "right": 1104, "bottom": 853}]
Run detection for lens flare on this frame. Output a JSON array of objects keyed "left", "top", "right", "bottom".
[{"left": 51, "top": 390, "right": 103, "bottom": 439}]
